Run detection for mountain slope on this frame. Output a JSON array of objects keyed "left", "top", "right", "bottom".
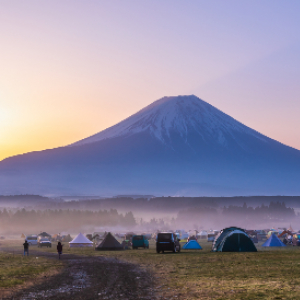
[
  {"left": 1, "top": 95, "right": 300, "bottom": 196},
  {"left": 71, "top": 95, "right": 268, "bottom": 149}
]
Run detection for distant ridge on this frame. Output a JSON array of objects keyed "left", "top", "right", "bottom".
[{"left": 1, "top": 95, "right": 300, "bottom": 196}]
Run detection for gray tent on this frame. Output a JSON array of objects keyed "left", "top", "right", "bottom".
[
  {"left": 95, "top": 232, "right": 123, "bottom": 251},
  {"left": 212, "top": 227, "right": 257, "bottom": 252}
]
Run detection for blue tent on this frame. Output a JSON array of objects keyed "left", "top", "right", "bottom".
[
  {"left": 182, "top": 240, "right": 202, "bottom": 250},
  {"left": 262, "top": 233, "right": 286, "bottom": 247}
]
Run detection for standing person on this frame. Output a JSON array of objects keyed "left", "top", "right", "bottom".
[
  {"left": 23, "top": 240, "right": 29, "bottom": 256},
  {"left": 57, "top": 241, "right": 63, "bottom": 259}
]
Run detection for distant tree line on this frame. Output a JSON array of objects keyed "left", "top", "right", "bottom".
[
  {"left": 24, "top": 195, "right": 300, "bottom": 213},
  {"left": 176, "top": 202, "right": 295, "bottom": 223},
  {"left": 222, "top": 202, "right": 295, "bottom": 220},
  {"left": 0, "top": 208, "right": 136, "bottom": 234},
  {"left": 177, "top": 206, "right": 218, "bottom": 221}
]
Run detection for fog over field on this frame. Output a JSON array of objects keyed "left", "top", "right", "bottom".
[{"left": 0, "top": 195, "right": 298, "bottom": 236}]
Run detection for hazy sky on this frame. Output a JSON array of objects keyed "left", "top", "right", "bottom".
[{"left": 1, "top": 1, "right": 300, "bottom": 161}]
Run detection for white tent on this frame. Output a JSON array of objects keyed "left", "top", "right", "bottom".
[{"left": 69, "top": 233, "right": 93, "bottom": 248}]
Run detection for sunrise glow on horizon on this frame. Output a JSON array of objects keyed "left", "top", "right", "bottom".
[{"left": 1, "top": 1, "right": 300, "bottom": 161}]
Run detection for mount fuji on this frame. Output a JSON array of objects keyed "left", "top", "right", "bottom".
[{"left": 1, "top": 95, "right": 300, "bottom": 196}]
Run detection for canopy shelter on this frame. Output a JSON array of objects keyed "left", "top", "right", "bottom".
[
  {"left": 262, "top": 233, "right": 286, "bottom": 247},
  {"left": 212, "top": 227, "right": 257, "bottom": 252},
  {"left": 182, "top": 240, "right": 202, "bottom": 250},
  {"left": 69, "top": 233, "right": 93, "bottom": 248},
  {"left": 96, "top": 232, "right": 123, "bottom": 251}
]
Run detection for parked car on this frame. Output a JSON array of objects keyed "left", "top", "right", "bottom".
[
  {"left": 141, "top": 233, "right": 152, "bottom": 240},
  {"left": 125, "top": 232, "right": 136, "bottom": 242},
  {"left": 26, "top": 235, "right": 38, "bottom": 245},
  {"left": 156, "top": 232, "right": 181, "bottom": 253},
  {"left": 38, "top": 238, "right": 52, "bottom": 248},
  {"left": 132, "top": 235, "right": 149, "bottom": 249},
  {"left": 207, "top": 233, "right": 215, "bottom": 242}
]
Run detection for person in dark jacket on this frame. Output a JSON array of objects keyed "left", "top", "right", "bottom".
[
  {"left": 57, "top": 242, "right": 63, "bottom": 259},
  {"left": 23, "top": 240, "right": 29, "bottom": 256}
]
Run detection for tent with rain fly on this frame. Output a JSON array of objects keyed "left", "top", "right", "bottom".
[
  {"left": 69, "top": 233, "right": 93, "bottom": 248},
  {"left": 212, "top": 227, "right": 257, "bottom": 252},
  {"left": 182, "top": 240, "right": 202, "bottom": 250},
  {"left": 95, "top": 232, "right": 123, "bottom": 251},
  {"left": 262, "top": 233, "right": 286, "bottom": 247}
]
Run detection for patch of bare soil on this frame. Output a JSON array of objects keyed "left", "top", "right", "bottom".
[{"left": 2, "top": 251, "right": 157, "bottom": 300}]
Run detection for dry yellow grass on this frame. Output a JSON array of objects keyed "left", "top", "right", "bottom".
[{"left": 3, "top": 239, "right": 300, "bottom": 299}]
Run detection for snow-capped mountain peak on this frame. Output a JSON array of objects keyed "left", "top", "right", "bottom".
[{"left": 71, "top": 95, "right": 267, "bottom": 147}]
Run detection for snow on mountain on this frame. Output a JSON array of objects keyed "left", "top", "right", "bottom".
[{"left": 71, "top": 95, "right": 268, "bottom": 148}]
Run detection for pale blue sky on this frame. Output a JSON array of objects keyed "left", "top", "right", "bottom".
[{"left": 0, "top": 1, "right": 300, "bottom": 160}]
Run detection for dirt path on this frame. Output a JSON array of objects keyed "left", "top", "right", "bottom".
[{"left": 2, "top": 249, "right": 157, "bottom": 300}]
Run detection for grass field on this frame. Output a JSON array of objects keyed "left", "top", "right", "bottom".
[
  {"left": 2, "top": 239, "right": 300, "bottom": 299},
  {"left": 0, "top": 246, "right": 63, "bottom": 299}
]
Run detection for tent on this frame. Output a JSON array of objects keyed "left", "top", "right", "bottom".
[
  {"left": 21, "top": 233, "right": 26, "bottom": 238},
  {"left": 212, "top": 227, "right": 257, "bottom": 252},
  {"left": 198, "top": 231, "right": 208, "bottom": 239},
  {"left": 288, "top": 225, "right": 294, "bottom": 232},
  {"left": 262, "top": 233, "right": 286, "bottom": 247},
  {"left": 95, "top": 232, "right": 123, "bottom": 251},
  {"left": 182, "top": 240, "right": 202, "bottom": 250},
  {"left": 69, "top": 233, "right": 93, "bottom": 248},
  {"left": 267, "top": 230, "right": 279, "bottom": 237}
]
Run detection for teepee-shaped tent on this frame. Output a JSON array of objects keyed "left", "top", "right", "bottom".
[
  {"left": 96, "top": 232, "right": 123, "bottom": 251},
  {"left": 262, "top": 233, "right": 286, "bottom": 247},
  {"left": 21, "top": 233, "right": 26, "bottom": 238},
  {"left": 182, "top": 240, "right": 202, "bottom": 250},
  {"left": 287, "top": 225, "right": 294, "bottom": 232},
  {"left": 69, "top": 233, "right": 93, "bottom": 248}
]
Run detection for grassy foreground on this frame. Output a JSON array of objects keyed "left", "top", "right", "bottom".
[
  {"left": 0, "top": 251, "right": 62, "bottom": 294},
  {"left": 3, "top": 239, "right": 300, "bottom": 299}
]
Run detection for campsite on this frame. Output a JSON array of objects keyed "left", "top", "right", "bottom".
[
  {"left": 2, "top": 1, "right": 300, "bottom": 299},
  {"left": 1, "top": 228, "right": 300, "bottom": 299},
  {"left": 0, "top": 201, "right": 300, "bottom": 299}
]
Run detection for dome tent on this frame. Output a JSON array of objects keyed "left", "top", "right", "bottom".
[
  {"left": 69, "top": 233, "right": 93, "bottom": 248},
  {"left": 182, "top": 240, "right": 202, "bottom": 250},
  {"left": 212, "top": 227, "right": 257, "bottom": 252},
  {"left": 262, "top": 233, "right": 286, "bottom": 247}
]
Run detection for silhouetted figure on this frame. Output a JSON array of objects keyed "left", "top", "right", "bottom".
[
  {"left": 57, "top": 242, "right": 63, "bottom": 259},
  {"left": 23, "top": 240, "right": 29, "bottom": 256}
]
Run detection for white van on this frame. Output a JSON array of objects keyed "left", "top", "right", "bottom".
[{"left": 25, "top": 235, "right": 38, "bottom": 245}]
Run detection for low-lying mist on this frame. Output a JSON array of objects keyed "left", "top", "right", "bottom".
[{"left": 0, "top": 195, "right": 298, "bottom": 236}]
